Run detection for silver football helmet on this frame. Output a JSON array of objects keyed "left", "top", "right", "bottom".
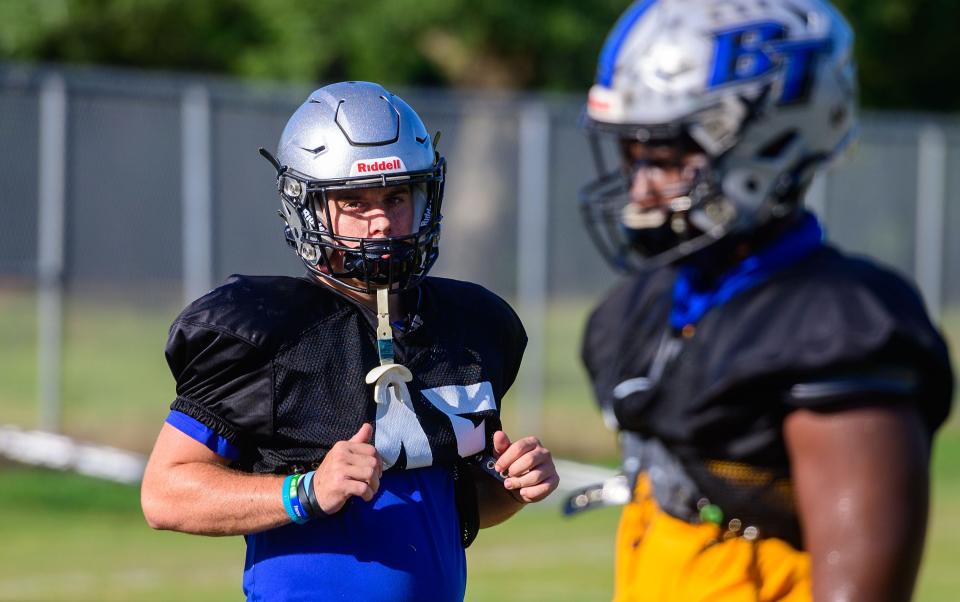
[
  {"left": 261, "top": 81, "right": 445, "bottom": 293},
  {"left": 580, "top": 0, "right": 857, "bottom": 270}
]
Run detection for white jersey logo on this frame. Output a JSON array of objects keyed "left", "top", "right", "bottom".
[
  {"left": 373, "top": 380, "right": 497, "bottom": 469},
  {"left": 421, "top": 382, "right": 497, "bottom": 457}
]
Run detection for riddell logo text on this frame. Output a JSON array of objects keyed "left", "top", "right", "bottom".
[
  {"left": 350, "top": 157, "right": 406, "bottom": 176},
  {"left": 357, "top": 159, "right": 400, "bottom": 172}
]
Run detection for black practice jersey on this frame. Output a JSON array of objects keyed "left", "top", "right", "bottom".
[
  {"left": 582, "top": 244, "right": 953, "bottom": 544},
  {"left": 165, "top": 273, "right": 526, "bottom": 480}
]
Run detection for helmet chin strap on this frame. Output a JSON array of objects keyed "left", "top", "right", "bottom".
[
  {"left": 361, "top": 286, "right": 517, "bottom": 485},
  {"left": 364, "top": 287, "right": 417, "bottom": 470},
  {"left": 373, "top": 287, "right": 397, "bottom": 366}
]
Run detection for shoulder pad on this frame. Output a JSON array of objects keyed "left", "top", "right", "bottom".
[
  {"left": 173, "top": 275, "right": 342, "bottom": 350},
  {"left": 752, "top": 247, "right": 943, "bottom": 367},
  {"left": 422, "top": 277, "right": 528, "bottom": 394},
  {"left": 424, "top": 277, "right": 525, "bottom": 335},
  {"left": 720, "top": 247, "right": 953, "bottom": 429}
]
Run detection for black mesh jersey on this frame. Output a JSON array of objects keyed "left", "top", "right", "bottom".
[
  {"left": 165, "top": 274, "right": 527, "bottom": 476},
  {"left": 582, "top": 244, "right": 953, "bottom": 544}
]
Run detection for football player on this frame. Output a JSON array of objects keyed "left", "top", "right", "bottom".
[
  {"left": 141, "top": 81, "right": 559, "bottom": 602},
  {"left": 572, "top": 1, "right": 953, "bottom": 600}
]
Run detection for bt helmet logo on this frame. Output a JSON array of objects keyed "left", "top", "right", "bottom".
[{"left": 708, "top": 21, "right": 832, "bottom": 105}]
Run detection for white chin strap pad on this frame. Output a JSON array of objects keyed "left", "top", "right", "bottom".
[
  {"left": 365, "top": 362, "right": 433, "bottom": 470},
  {"left": 365, "top": 363, "right": 413, "bottom": 386}
]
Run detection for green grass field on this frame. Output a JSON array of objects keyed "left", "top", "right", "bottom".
[
  {"left": 1, "top": 287, "right": 958, "bottom": 600},
  {"left": 1, "top": 431, "right": 958, "bottom": 601},
  {"left": 0, "top": 463, "right": 623, "bottom": 601}
]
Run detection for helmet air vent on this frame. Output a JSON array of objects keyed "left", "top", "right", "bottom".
[
  {"left": 334, "top": 95, "right": 400, "bottom": 146},
  {"left": 756, "top": 129, "right": 798, "bottom": 159}
]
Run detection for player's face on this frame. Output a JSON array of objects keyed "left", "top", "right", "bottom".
[
  {"left": 621, "top": 140, "right": 708, "bottom": 211},
  {"left": 324, "top": 185, "right": 416, "bottom": 244}
]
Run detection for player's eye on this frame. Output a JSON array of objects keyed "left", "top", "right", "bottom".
[
  {"left": 337, "top": 199, "right": 365, "bottom": 211},
  {"left": 384, "top": 195, "right": 408, "bottom": 208},
  {"left": 641, "top": 158, "right": 683, "bottom": 170}
]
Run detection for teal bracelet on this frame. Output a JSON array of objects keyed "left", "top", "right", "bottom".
[
  {"left": 281, "top": 474, "right": 310, "bottom": 524},
  {"left": 288, "top": 474, "right": 310, "bottom": 523},
  {"left": 281, "top": 474, "right": 296, "bottom": 522}
]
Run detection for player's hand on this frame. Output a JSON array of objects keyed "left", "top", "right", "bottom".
[
  {"left": 312, "top": 423, "right": 382, "bottom": 513},
  {"left": 492, "top": 431, "right": 559, "bottom": 503}
]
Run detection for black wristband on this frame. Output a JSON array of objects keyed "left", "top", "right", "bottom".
[
  {"left": 295, "top": 473, "right": 313, "bottom": 520},
  {"left": 300, "top": 470, "right": 327, "bottom": 518}
]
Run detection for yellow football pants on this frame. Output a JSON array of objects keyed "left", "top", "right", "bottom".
[{"left": 613, "top": 476, "right": 811, "bottom": 602}]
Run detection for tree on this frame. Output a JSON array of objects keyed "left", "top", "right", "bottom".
[
  {"left": 1, "top": 0, "right": 957, "bottom": 111},
  {"left": 833, "top": 0, "right": 960, "bottom": 111}
]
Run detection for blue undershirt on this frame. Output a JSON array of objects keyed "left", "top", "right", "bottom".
[
  {"left": 165, "top": 411, "right": 467, "bottom": 602},
  {"left": 671, "top": 213, "right": 824, "bottom": 330}
]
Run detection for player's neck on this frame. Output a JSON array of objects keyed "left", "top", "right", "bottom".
[
  {"left": 682, "top": 213, "right": 803, "bottom": 285},
  {"left": 309, "top": 273, "right": 407, "bottom": 320}
]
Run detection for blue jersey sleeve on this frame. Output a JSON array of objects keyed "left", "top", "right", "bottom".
[{"left": 165, "top": 410, "right": 241, "bottom": 460}]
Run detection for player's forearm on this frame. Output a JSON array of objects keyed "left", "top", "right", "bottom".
[
  {"left": 141, "top": 461, "right": 290, "bottom": 536},
  {"left": 474, "top": 471, "right": 525, "bottom": 528}
]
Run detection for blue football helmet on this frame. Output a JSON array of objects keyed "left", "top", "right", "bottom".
[{"left": 580, "top": 0, "right": 857, "bottom": 270}]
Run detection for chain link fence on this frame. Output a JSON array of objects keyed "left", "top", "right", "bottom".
[{"left": 1, "top": 63, "right": 958, "bottom": 455}]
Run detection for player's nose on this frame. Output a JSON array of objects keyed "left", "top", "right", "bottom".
[
  {"left": 630, "top": 167, "right": 664, "bottom": 209},
  {"left": 368, "top": 212, "right": 392, "bottom": 238}
]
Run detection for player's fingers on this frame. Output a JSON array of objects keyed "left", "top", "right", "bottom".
[
  {"left": 345, "top": 479, "right": 376, "bottom": 502},
  {"left": 345, "top": 451, "right": 382, "bottom": 481},
  {"left": 341, "top": 476, "right": 371, "bottom": 497},
  {"left": 505, "top": 468, "right": 547, "bottom": 490},
  {"left": 519, "top": 474, "right": 560, "bottom": 503},
  {"left": 492, "top": 430, "right": 512, "bottom": 458},
  {"left": 504, "top": 447, "right": 551, "bottom": 478},
  {"left": 343, "top": 460, "right": 378, "bottom": 484},
  {"left": 495, "top": 436, "right": 541, "bottom": 474},
  {"left": 346, "top": 445, "right": 383, "bottom": 479},
  {"left": 329, "top": 435, "right": 375, "bottom": 463},
  {"left": 317, "top": 474, "right": 358, "bottom": 513},
  {"left": 323, "top": 443, "right": 357, "bottom": 474},
  {"left": 349, "top": 423, "right": 374, "bottom": 444},
  {"left": 341, "top": 443, "right": 378, "bottom": 465}
]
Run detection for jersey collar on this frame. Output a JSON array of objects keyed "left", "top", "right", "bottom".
[{"left": 670, "top": 212, "right": 824, "bottom": 330}]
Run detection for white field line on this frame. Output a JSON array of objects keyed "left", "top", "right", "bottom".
[
  {"left": 553, "top": 458, "right": 618, "bottom": 494},
  {"left": 0, "top": 424, "right": 146, "bottom": 484}
]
